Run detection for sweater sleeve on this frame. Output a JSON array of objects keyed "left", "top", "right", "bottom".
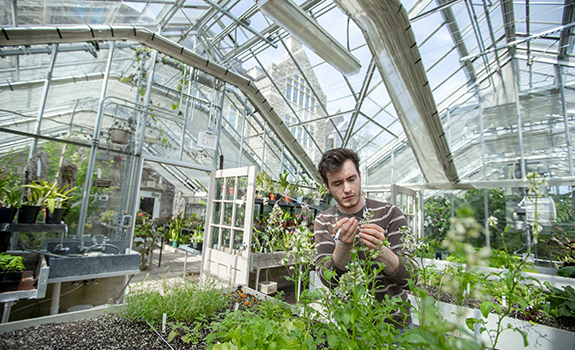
[
  {"left": 381, "top": 205, "right": 419, "bottom": 289},
  {"left": 313, "top": 213, "right": 346, "bottom": 288}
]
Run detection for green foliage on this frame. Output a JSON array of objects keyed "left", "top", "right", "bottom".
[
  {"left": 423, "top": 189, "right": 507, "bottom": 249},
  {"left": 166, "top": 214, "right": 183, "bottom": 243},
  {"left": 0, "top": 152, "right": 22, "bottom": 208},
  {"left": 207, "top": 306, "right": 312, "bottom": 350},
  {"left": 0, "top": 253, "right": 25, "bottom": 273},
  {"left": 558, "top": 265, "right": 575, "bottom": 277},
  {"left": 122, "top": 277, "right": 227, "bottom": 329},
  {"left": 133, "top": 211, "right": 163, "bottom": 269},
  {"left": 544, "top": 282, "right": 575, "bottom": 318},
  {"left": 23, "top": 180, "right": 76, "bottom": 211}
]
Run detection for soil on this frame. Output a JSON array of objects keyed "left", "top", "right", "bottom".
[
  {"left": 0, "top": 313, "right": 203, "bottom": 350},
  {"left": 417, "top": 284, "right": 575, "bottom": 333}
]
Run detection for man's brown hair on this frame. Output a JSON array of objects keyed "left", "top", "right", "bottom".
[{"left": 317, "top": 148, "right": 360, "bottom": 187}]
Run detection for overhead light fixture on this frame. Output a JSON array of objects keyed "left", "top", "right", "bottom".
[{"left": 257, "top": 0, "right": 362, "bottom": 76}]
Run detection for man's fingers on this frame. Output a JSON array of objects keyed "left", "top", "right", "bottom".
[{"left": 334, "top": 217, "right": 349, "bottom": 234}]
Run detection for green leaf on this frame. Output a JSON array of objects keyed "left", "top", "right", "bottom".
[
  {"left": 213, "top": 343, "right": 238, "bottom": 350},
  {"left": 480, "top": 301, "right": 493, "bottom": 318},
  {"left": 466, "top": 317, "right": 479, "bottom": 331},
  {"left": 558, "top": 266, "right": 575, "bottom": 277},
  {"left": 327, "top": 334, "right": 339, "bottom": 348},
  {"left": 168, "top": 329, "right": 179, "bottom": 342}
]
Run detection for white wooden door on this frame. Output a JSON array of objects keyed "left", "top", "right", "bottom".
[
  {"left": 200, "top": 166, "right": 256, "bottom": 286},
  {"left": 390, "top": 184, "right": 419, "bottom": 239}
]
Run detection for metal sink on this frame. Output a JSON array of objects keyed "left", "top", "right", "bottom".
[{"left": 42, "top": 240, "right": 140, "bottom": 282}]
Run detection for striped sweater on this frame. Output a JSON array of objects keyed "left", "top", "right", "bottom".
[{"left": 313, "top": 198, "right": 418, "bottom": 329}]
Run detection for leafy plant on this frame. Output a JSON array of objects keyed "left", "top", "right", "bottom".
[
  {"left": 166, "top": 214, "right": 183, "bottom": 243},
  {"left": 207, "top": 306, "right": 311, "bottom": 350},
  {"left": 0, "top": 253, "right": 25, "bottom": 273},
  {"left": 121, "top": 277, "right": 228, "bottom": 332},
  {"left": 132, "top": 211, "right": 163, "bottom": 269},
  {"left": 544, "top": 282, "right": 575, "bottom": 318},
  {"left": 22, "top": 180, "right": 76, "bottom": 211}
]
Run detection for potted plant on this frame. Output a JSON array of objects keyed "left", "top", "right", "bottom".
[
  {"left": 23, "top": 180, "right": 76, "bottom": 224},
  {"left": 191, "top": 224, "right": 204, "bottom": 251},
  {"left": 0, "top": 184, "right": 20, "bottom": 223},
  {"left": 19, "top": 180, "right": 52, "bottom": 224},
  {"left": 167, "top": 214, "right": 183, "bottom": 248},
  {"left": 109, "top": 119, "right": 132, "bottom": 145},
  {"left": 0, "top": 252, "right": 25, "bottom": 292},
  {"left": 0, "top": 155, "right": 20, "bottom": 220},
  {"left": 278, "top": 170, "right": 292, "bottom": 202}
]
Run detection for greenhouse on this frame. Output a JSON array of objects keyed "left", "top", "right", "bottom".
[{"left": 0, "top": 0, "right": 574, "bottom": 349}]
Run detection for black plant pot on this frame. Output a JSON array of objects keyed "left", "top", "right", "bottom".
[
  {"left": 0, "top": 271, "right": 22, "bottom": 293},
  {"left": 0, "top": 207, "right": 17, "bottom": 224},
  {"left": 44, "top": 208, "right": 65, "bottom": 224},
  {"left": 192, "top": 242, "right": 203, "bottom": 252},
  {"left": 17, "top": 205, "right": 41, "bottom": 224},
  {"left": 0, "top": 232, "right": 10, "bottom": 253}
]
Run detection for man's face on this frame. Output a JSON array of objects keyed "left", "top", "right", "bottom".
[{"left": 325, "top": 159, "right": 362, "bottom": 213}]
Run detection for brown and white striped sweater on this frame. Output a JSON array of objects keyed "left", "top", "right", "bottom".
[{"left": 313, "top": 198, "right": 418, "bottom": 329}]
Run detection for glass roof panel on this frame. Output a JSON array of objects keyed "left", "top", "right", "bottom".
[{"left": 0, "top": 0, "right": 573, "bottom": 190}]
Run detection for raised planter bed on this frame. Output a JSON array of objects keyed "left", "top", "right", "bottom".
[{"left": 408, "top": 294, "right": 575, "bottom": 350}]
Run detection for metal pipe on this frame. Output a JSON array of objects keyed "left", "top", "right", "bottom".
[
  {"left": 50, "top": 282, "right": 61, "bottom": 315},
  {"left": 478, "top": 88, "right": 490, "bottom": 248},
  {"left": 213, "top": 81, "right": 226, "bottom": 170},
  {"left": 29, "top": 43, "right": 58, "bottom": 158},
  {"left": 180, "top": 67, "right": 195, "bottom": 160},
  {"left": 343, "top": 58, "right": 376, "bottom": 148},
  {"left": 76, "top": 41, "right": 115, "bottom": 240},
  {"left": 238, "top": 95, "right": 248, "bottom": 167},
  {"left": 12, "top": 0, "right": 20, "bottom": 89},
  {"left": 512, "top": 55, "right": 526, "bottom": 178},
  {"left": 128, "top": 51, "right": 158, "bottom": 249},
  {"left": 557, "top": 65, "right": 574, "bottom": 175},
  {"left": 203, "top": 0, "right": 277, "bottom": 48},
  {"left": 261, "top": 123, "right": 267, "bottom": 171}
]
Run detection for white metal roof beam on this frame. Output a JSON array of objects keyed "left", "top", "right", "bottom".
[{"left": 335, "top": 0, "right": 458, "bottom": 183}]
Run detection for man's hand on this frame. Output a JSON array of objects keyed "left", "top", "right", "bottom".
[
  {"left": 358, "top": 223, "right": 387, "bottom": 250},
  {"left": 334, "top": 217, "right": 358, "bottom": 245},
  {"left": 359, "top": 223, "right": 400, "bottom": 275}
]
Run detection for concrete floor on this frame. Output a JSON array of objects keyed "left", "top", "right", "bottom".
[{"left": 130, "top": 244, "right": 202, "bottom": 285}]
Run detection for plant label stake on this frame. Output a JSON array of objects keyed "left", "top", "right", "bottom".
[{"left": 162, "top": 313, "right": 167, "bottom": 332}]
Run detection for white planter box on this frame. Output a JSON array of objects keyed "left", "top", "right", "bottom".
[
  {"left": 259, "top": 281, "right": 278, "bottom": 294},
  {"left": 408, "top": 295, "right": 575, "bottom": 350},
  {"left": 419, "top": 258, "right": 575, "bottom": 290}
]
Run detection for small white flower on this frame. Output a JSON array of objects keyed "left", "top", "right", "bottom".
[{"left": 487, "top": 216, "right": 498, "bottom": 228}]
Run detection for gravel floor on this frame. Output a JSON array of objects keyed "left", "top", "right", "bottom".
[{"left": 0, "top": 314, "right": 206, "bottom": 350}]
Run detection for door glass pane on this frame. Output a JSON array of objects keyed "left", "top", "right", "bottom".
[
  {"left": 211, "top": 227, "right": 220, "bottom": 249},
  {"left": 233, "top": 229, "right": 244, "bottom": 255},
  {"left": 216, "top": 177, "right": 224, "bottom": 200},
  {"left": 225, "top": 177, "right": 236, "bottom": 200},
  {"left": 213, "top": 202, "right": 221, "bottom": 225},
  {"left": 222, "top": 228, "right": 230, "bottom": 251},
  {"left": 224, "top": 202, "right": 233, "bottom": 226},
  {"left": 235, "top": 204, "right": 245, "bottom": 227},
  {"left": 238, "top": 176, "right": 248, "bottom": 199}
]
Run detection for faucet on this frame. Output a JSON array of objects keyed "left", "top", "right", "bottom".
[{"left": 79, "top": 235, "right": 121, "bottom": 255}]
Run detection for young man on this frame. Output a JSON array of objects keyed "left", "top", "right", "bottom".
[{"left": 313, "top": 148, "right": 418, "bottom": 329}]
